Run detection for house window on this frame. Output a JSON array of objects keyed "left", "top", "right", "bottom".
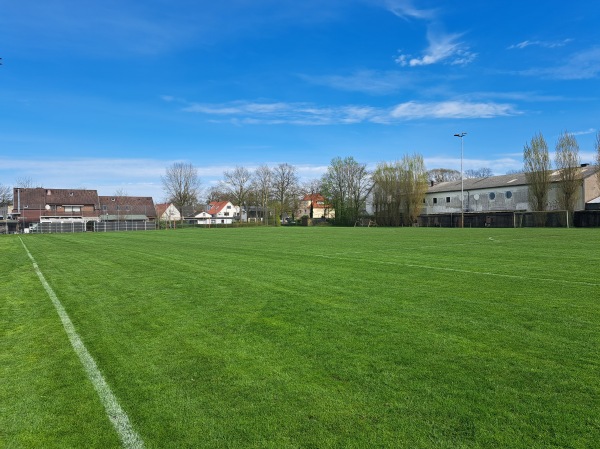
[
  {"left": 505, "top": 191, "right": 513, "bottom": 199},
  {"left": 224, "top": 212, "right": 229, "bottom": 216},
  {"left": 446, "top": 197, "right": 450, "bottom": 203},
  {"left": 226, "top": 205, "right": 231, "bottom": 209},
  {"left": 102, "top": 205, "right": 107, "bottom": 211},
  {"left": 64, "top": 206, "right": 81, "bottom": 213},
  {"left": 489, "top": 192, "right": 496, "bottom": 200},
  {"left": 433, "top": 198, "right": 438, "bottom": 204}
]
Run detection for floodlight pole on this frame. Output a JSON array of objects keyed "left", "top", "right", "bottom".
[{"left": 454, "top": 132, "right": 467, "bottom": 228}]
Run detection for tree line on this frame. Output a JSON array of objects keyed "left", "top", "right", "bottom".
[{"left": 524, "top": 130, "right": 600, "bottom": 216}]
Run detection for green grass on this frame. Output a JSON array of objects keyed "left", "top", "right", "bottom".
[{"left": 1, "top": 227, "right": 599, "bottom": 448}]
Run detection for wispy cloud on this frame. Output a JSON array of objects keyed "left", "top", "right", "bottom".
[
  {"left": 391, "top": 101, "right": 515, "bottom": 119},
  {"left": 516, "top": 46, "right": 600, "bottom": 79},
  {"left": 508, "top": 38, "right": 573, "bottom": 50},
  {"left": 571, "top": 128, "right": 596, "bottom": 136},
  {"left": 388, "top": 2, "right": 476, "bottom": 68},
  {"left": 425, "top": 156, "right": 523, "bottom": 175},
  {"left": 177, "top": 99, "right": 517, "bottom": 124},
  {"left": 385, "top": 0, "right": 438, "bottom": 20},
  {"left": 396, "top": 28, "right": 476, "bottom": 67},
  {"left": 301, "top": 70, "right": 417, "bottom": 95}
]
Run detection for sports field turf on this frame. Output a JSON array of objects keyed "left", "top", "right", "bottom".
[{"left": 1, "top": 227, "right": 599, "bottom": 448}]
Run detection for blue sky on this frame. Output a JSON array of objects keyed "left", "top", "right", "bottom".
[{"left": 2, "top": 0, "right": 600, "bottom": 200}]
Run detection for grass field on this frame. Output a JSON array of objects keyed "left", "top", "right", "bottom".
[{"left": 1, "top": 227, "right": 599, "bottom": 448}]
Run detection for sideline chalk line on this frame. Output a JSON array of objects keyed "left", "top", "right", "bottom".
[{"left": 19, "top": 237, "right": 145, "bottom": 449}]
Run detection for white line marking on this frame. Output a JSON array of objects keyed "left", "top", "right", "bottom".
[
  {"left": 19, "top": 238, "right": 145, "bottom": 449},
  {"left": 315, "top": 253, "right": 600, "bottom": 287}
]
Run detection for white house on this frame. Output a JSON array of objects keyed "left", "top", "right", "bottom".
[
  {"left": 423, "top": 165, "right": 600, "bottom": 215},
  {"left": 193, "top": 211, "right": 212, "bottom": 225},
  {"left": 155, "top": 203, "right": 181, "bottom": 223},
  {"left": 205, "top": 201, "right": 238, "bottom": 224}
]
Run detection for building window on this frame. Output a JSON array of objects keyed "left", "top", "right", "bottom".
[
  {"left": 489, "top": 192, "right": 496, "bottom": 200},
  {"left": 446, "top": 197, "right": 450, "bottom": 203},
  {"left": 505, "top": 191, "right": 513, "bottom": 199},
  {"left": 64, "top": 206, "right": 81, "bottom": 213},
  {"left": 433, "top": 198, "right": 438, "bottom": 204},
  {"left": 102, "top": 205, "right": 107, "bottom": 211}
]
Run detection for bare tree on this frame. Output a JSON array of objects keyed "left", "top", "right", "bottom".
[
  {"left": 252, "top": 165, "right": 273, "bottom": 224},
  {"left": 271, "top": 163, "right": 299, "bottom": 224},
  {"left": 464, "top": 167, "right": 493, "bottom": 179},
  {"left": 113, "top": 188, "right": 129, "bottom": 221},
  {"left": 14, "top": 177, "right": 36, "bottom": 188},
  {"left": 321, "top": 156, "right": 371, "bottom": 226},
  {"left": 427, "top": 168, "right": 461, "bottom": 183},
  {"left": 596, "top": 131, "right": 600, "bottom": 188},
  {"left": 222, "top": 166, "right": 252, "bottom": 222},
  {"left": 161, "top": 162, "right": 201, "bottom": 222},
  {"left": 524, "top": 132, "right": 551, "bottom": 213},
  {"left": 555, "top": 131, "right": 581, "bottom": 213},
  {"left": 206, "top": 185, "right": 231, "bottom": 204},
  {"left": 0, "top": 183, "right": 11, "bottom": 206}
]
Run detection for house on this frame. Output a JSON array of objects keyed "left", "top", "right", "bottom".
[
  {"left": 423, "top": 165, "right": 600, "bottom": 215},
  {"left": 155, "top": 203, "right": 181, "bottom": 223},
  {"left": 98, "top": 196, "right": 156, "bottom": 222},
  {"left": 12, "top": 187, "right": 102, "bottom": 229},
  {"left": 193, "top": 211, "right": 212, "bottom": 225},
  {"left": 206, "top": 201, "right": 238, "bottom": 224},
  {"left": 297, "top": 193, "right": 335, "bottom": 219}
]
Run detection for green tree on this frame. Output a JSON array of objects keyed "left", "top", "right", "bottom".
[
  {"left": 554, "top": 131, "right": 581, "bottom": 213},
  {"left": 399, "top": 153, "right": 429, "bottom": 226},
  {"left": 321, "top": 156, "right": 371, "bottom": 226},
  {"left": 524, "top": 132, "right": 551, "bottom": 213}
]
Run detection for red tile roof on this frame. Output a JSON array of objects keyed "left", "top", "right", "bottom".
[{"left": 207, "top": 201, "right": 229, "bottom": 215}]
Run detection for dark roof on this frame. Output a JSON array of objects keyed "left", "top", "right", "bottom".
[
  {"left": 428, "top": 165, "right": 599, "bottom": 194},
  {"left": 13, "top": 188, "right": 100, "bottom": 208},
  {"left": 98, "top": 196, "right": 156, "bottom": 218}
]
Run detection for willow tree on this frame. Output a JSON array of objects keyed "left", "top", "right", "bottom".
[
  {"left": 399, "top": 153, "right": 429, "bottom": 226},
  {"left": 372, "top": 161, "right": 402, "bottom": 226},
  {"left": 524, "top": 133, "right": 551, "bottom": 213},
  {"left": 555, "top": 131, "right": 581, "bottom": 213}
]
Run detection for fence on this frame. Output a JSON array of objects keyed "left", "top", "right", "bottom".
[
  {"left": 418, "top": 210, "right": 600, "bottom": 228},
  {"left": 28, "top": 220, "right": 156, "bottom": 234}
]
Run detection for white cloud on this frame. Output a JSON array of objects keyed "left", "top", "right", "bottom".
[
  {"left": 516, "top": 46, "right": 600, "bottom": 80},
  {"left": 390, "top": 1, "right": 476, "bottom": 69},
  {"left": 179, "top": 99, "right": 517, "bottom": 124},
  {"left": 396, "top": 28, "right": 476, "bottom": 67},
  {"left": 301, "top": 70, "right": 417, "bottom": 95},
  {"left": 384, "top": 0, "right": 437, "bottom": 20},
  {"left": 391, "top": 101, "right": 516, "bottom": 119},
  {"left": 508, "top": 38, "right": 573, "bottom": 50},
  {"left": 571, "top": 128, "right": 596, "bottom": 136},
  {"left": 425, "top": 156, "right": 523, "bottom": 175}
]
